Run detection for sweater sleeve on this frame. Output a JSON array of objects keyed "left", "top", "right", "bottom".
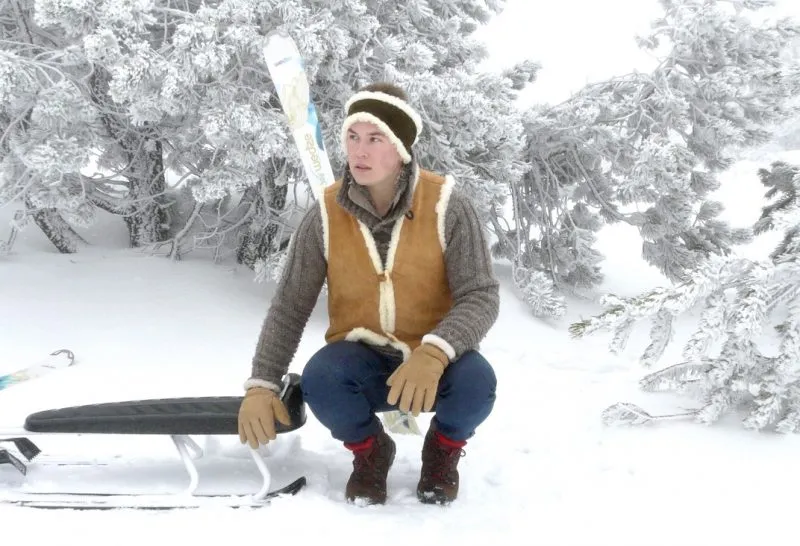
[
  {"left": 244, "top": 202, "right": 327, "bottom": 392},
  {"left": 422, "top": 190, "right": 500, "bottom": 361}
]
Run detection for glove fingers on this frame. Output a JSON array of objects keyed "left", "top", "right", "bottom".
[
  {"left": 251, "top": 414, "right": 271, "bottom": 445},
  {"left": 244, "top": 421, "right": 262, "bottom": 449},
  {"left": 273, "top": 399, "right": 291, "bottom": 426},
  {"left": 260, "top": 413, "right": 277, "bottom": 441},
  {"left": 387, "top": 377, "right": 405, "bottom": 406},
  {"left": 422, "top": 387, "right": 437, "bottom": 413},
  {"left": 411, "top": 388, "right": 426, "bottom": 416},
  {"left": 399, "top": 382, "right": 416, "bottom": 413},
  {"left": 238, "top": 420, "right": 247, "bottom": 445}
]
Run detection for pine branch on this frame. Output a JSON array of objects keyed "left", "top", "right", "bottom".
[
  {"left": 681, "top": 291, "right": 728, "bottom": 363},
  {"left": 639, "top": 360, "right": 712, "bottom": 393},
  {"left": 601, "top": 402, "right": 700, "bottom": 427},
  {"left": 609, "top": 316, "right": 635, "bottom": 354},
  {"left": 640, "top": 309, "right": 675, "bottom": 367}
]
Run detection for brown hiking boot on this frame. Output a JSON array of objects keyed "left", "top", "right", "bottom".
[
  {"left": 417, "top": 423, "right": 466, "bottom": 504},
  {"left": 344, "top": 425, "right": 396, "bottom": 505}
]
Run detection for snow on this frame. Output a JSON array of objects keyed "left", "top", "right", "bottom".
[{"left": 3, "top": 149, "right": 800, "bottom": 545}]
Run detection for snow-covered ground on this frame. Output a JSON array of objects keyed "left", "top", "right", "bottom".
[{"left": 1, "top": 149, "right": 800, "bottom": 545}]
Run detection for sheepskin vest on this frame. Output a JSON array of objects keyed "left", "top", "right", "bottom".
[{"left": 320, "top": 169, "right": 454, "bottom": 359}]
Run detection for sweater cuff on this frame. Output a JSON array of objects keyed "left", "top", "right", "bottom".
[
  {"left": 243, "top": 377, "right": 282, "bottom": 394},
  {"left": 422, "top": 334, "right": 456, "bottom": 361}
]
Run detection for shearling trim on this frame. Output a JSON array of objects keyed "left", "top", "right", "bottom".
[
  {"left": 384, "top": 161, "right": 418, "bottom": 275},
  {"left": 243, "top": 377, "right": 282, "bottom": 393},
  {"left": 356, "top": 219, "right": 397, "bottom": 334},
  {"left": 407, "top": 161, "right": 420, "bottom": 199},
  {"left": 345, "top": 327, "right": 411, "bottom": 360},
  {"left": 385, "top": 214, "right": 405, "bottom": 274},
  {"left": 379, "top": 278, "right": 396, "bottom": 333},
  {"left": 421, "top": 334, "right": 456, "bottom": 361},
  {"left": 381, "top": 218, "right": 407, "bottom": 334},
  {"left": 436, "top": 174, "right": 456, "bottom": 252},
  {"left": 341, "top": 112, "right": 412, "bottom": 163},
  {"left": 344, "top": 91, "right": 423, "bottom": 139},
  {"left": 345, "top": 326, "right": 389, "bottom": 347},
  {"left": 357, "top": 220, "right": 383, "bottom": 272},
  {"left": 319, "top": 193, "right": 331, "bottom": 261}
]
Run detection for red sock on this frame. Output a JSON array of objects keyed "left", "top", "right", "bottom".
[
  {"left": 344, "top": 436, "right": 374, "bottom": 452},
  {"left": 435, "top": 431, "right": 466, "bottom": 449}
]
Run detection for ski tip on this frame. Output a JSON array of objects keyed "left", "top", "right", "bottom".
[
  {"left": 382, "top": 411, "right": 422, "bottom": 435},
  {"left": 50, "top": 349, "right": 75, "bottom": 366},
  {"left": 262, "top": 30, "right": 301, "bottom": 65}
]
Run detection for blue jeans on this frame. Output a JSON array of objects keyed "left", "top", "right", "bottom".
[{"left": 300, "top": 340, "right": 497, "bottom": 443}]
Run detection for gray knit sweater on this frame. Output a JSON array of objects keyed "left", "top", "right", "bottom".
[{"left": 247, "top": 161, "right": 500, "bottom": 391}]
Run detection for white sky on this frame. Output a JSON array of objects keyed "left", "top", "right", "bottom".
[{"left": 475, "top": 0, "right": 800, "bottom": 106}]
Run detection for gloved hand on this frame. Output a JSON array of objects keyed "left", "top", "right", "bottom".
[
  {"left": 238, "top": 387, "right": 291, "bottom": 449},
  {"left": 386, "top": 343, "right": 450, "bottom": 416}
]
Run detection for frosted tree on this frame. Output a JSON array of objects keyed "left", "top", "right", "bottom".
[
  {"left": 0, "top": 0, "right": 183, "bottom": 252},
  {"left": 491, "top": 109, "right": 607, "bottom": 317},
  {"left": 18, "top": 0, "right": 531, "bottom": 268},
  {"left": 32, "top": 0, "right": 245, "bottom": 252},
  {"left": 0, "top": 1, "right": 102, "bottom": 253},
  {"left": 570, "top": 161, "right": 800, "bottom": 433},
  {"left": 496, "top": 0, "right": 800, "bottom": 317}
]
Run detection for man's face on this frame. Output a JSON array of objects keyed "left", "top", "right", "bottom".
[{"left": 345, "top": 121, "right": 403, "bottom": 188}]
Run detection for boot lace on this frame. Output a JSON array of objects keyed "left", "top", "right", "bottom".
[
  {"left": 427, "top": 444, "right": 465, "bottom": 484},
  {"left": 352, "top": 444, "right": 387, "bottom": 484}
]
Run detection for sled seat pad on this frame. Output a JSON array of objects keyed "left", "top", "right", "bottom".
[{"left": 23, "top": 374, "right": 306, "bottom": 435}]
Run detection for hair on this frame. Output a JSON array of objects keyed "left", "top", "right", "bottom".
[{"left": 358, "top": 81, "right": 409, "bottom": 102}]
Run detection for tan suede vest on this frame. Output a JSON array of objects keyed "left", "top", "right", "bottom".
[{"left": 320, "top": 167, "right": 454, "bottom": 359}]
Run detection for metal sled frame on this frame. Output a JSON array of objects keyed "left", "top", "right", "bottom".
[
  {"left": 0, "top": 434, "right": 304, "bottom": 507},
  {"left": 0, "top": 374, "right": 307, "bottom": 508}
]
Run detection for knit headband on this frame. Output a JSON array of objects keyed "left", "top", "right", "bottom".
[{"left": 340, "top": 91, "right": 423, "bottom": 164}]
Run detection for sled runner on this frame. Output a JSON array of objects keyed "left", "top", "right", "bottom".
[{"left": 0, "top": 373, "right": 307, "bottom": 509}]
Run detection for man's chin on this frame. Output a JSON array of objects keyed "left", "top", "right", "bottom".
[{"left": 350, "top": 173, "right": 375, "bottom": 186}]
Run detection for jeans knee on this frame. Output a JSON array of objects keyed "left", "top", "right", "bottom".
[
  {"left": 302, "top": 342, "right": 345, "bottom": 392},
  {"left": 300, "top": 340, "right": 375, "bottom": 396},
  {"left": 444, "top": 352, "right": 497, "bottom": 401}
]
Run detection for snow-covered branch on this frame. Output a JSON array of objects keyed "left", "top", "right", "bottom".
[{"left": 573, "top": 160, "right": 800, "bottom": 432}]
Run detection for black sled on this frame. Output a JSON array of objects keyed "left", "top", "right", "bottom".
[{"left": 0, "top": 373, "right": 307, "bottom": 509}]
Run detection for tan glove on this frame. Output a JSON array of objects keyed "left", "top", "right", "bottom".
[
  {"left": 386, "top": 343, "right": 449, "bottom": 416},
  {"left": 238, "top": 387, "right": 291, "bottom": 449}
]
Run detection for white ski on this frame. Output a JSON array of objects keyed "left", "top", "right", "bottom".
[
  {"left": 262, "top": 31, "right": 420, "bottom": 436},
  {"left": 262, "top": 30, "right": 335, "bottom": 201},
  {"left": 0, "top": 478, "right": 307, "bottom": 510},
  {"left": 0, "top": 349, "right": 75, "bottom": 392}
]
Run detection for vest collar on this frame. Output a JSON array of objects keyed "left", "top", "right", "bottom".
[{"left": 336, "top": 160, "right": 419, "bottom": 227}]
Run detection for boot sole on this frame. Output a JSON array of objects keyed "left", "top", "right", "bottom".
[{"left": 416, "top": 487, "right": 455, "bottom": 505}]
